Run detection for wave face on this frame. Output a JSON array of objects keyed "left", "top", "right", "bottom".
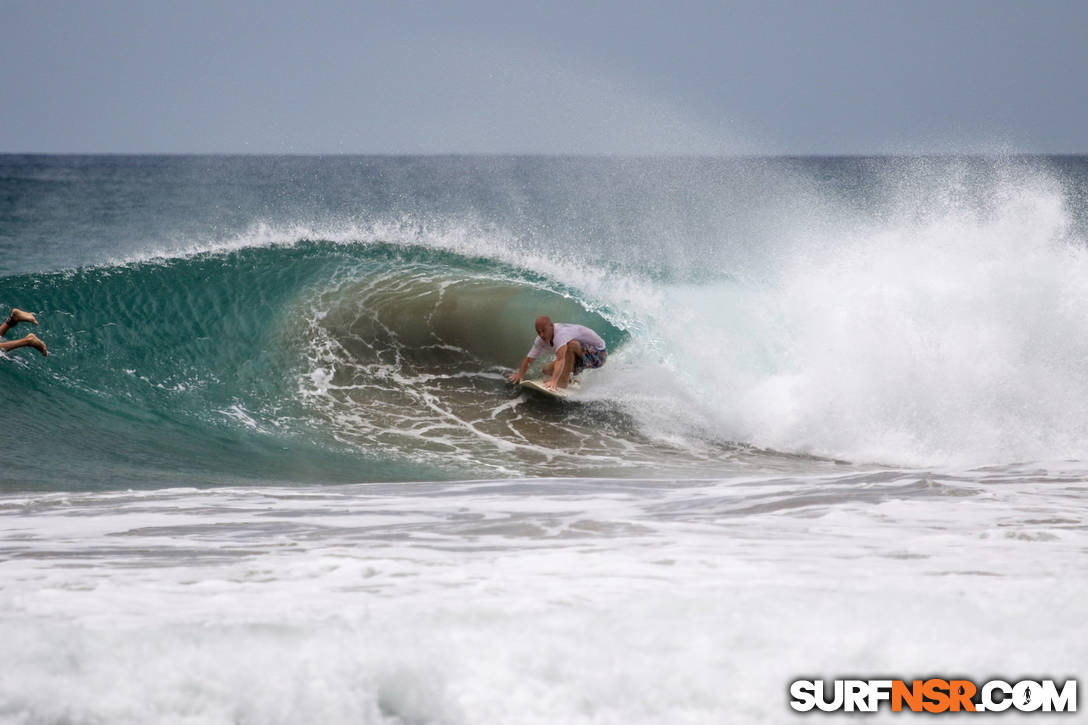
[
  {"left": 4, "top": 155, "right": 1088, "bottom": 488},
  {"left": 2, "top": 243, "right": 402, "bottom": 489},
  {"left": 1, "top": 239, "right": 757, "bottom": 489}
]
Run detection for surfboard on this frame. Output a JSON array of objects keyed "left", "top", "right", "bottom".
[{"left": 520, "top": 379, "right": 575, "bottom": 399}]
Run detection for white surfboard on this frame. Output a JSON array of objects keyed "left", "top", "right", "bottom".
[{"left": 520, "top": 379, "right": 576, "bottom": 399}]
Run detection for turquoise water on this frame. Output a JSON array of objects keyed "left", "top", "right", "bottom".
[{"left": 2, "top": 241, "right": 631, "bottom": 489}]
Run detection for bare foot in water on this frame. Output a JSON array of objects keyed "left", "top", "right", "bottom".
[
  {"left": 24, "top": 333, "right": 47, "bottom": 356},
  {"left": 8, "top": 308, "right": 38, "bottom": 326}
]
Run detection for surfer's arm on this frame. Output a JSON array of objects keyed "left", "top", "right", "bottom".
[{"left": 508, "top": 356, "right": 534, "bottom": 383}]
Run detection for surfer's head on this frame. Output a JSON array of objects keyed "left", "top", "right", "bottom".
[{"left": 535, "top": 315, "right": 554, "bottom": 344}]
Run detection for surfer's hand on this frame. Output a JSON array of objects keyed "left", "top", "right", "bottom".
[
  {"left": 543, "top": 380, "right": 558, "bottom": 391},
  {"left": 508, "top": 372, "right": 523, "bottom": 383}
]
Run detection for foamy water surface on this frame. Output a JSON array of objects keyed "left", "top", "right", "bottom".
[{"left": 1, "top": 467, "right": 1083, "bottom": 723}]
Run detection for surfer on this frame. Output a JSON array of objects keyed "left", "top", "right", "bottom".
[
  {"left": 0, "top": 308, "right": 48, "bottom": 356},
  {"left": 508, "top": 315, "right": 606, "bottom": 391}
]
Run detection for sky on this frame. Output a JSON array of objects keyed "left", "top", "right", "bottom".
[{"left": 2, "top": 0, "right": 1086, "bottom": 155}]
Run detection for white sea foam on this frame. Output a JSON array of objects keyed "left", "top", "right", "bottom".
[
  {"left": 605, "top": 163, "right": 1088, "bottom": 467},
  {"left": 0, "top": 472, "right": 1083, "bottom": 723}
]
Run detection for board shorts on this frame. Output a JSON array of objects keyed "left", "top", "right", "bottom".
[{"left": 573, "top": 343, "right": 607, "bottom": 375}]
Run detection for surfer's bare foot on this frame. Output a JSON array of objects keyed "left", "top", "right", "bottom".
[
  {"left": 9, "top": 308, "right": 39, "bottom": 326},
  {"left": 24, "top": 334, "right": 47, "bottom": 356}
]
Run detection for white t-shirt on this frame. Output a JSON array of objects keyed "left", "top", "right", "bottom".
[{"left": 527, "top": 323, "right": 606, "bottom": 359}]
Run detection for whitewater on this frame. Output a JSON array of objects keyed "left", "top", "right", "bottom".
[{"left": 0, "top": 154, "right": 1084, "bottom": 722}]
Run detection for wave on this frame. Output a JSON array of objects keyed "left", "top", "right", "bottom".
[
  {"left": 1, "top": 239, "right": 763, "bottom": 489},
  {"left": 5, "top": 157, "right": 1088, "bottom": 489},
  {"left": 2, "top": 242, "right": 403, "bottom": 489},
  {"left": 636, "top": 162, "right": 1088, "bottom": 466}
]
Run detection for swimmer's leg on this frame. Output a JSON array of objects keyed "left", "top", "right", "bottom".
[
  {"left": 0, "top": 334, "right": 47, "bottom": 356},
  {"left": 1, "top": 308, "right": 39, "bottom": 337}
]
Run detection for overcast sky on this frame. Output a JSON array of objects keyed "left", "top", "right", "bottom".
[{"left": 2, "top": 0, "right": 1086, "bottom": 154}]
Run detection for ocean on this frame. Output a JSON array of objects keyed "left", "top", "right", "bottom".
[{"left": 0, "top": 154, "right": 1084, "bottom": 722}]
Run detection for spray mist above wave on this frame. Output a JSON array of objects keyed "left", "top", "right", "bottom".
[
  {"left": 649, "top": 160, "right": 1088, "bottom": 466},
  {"left": 103, "top": 215, "right": 662, "bottom": 323}
]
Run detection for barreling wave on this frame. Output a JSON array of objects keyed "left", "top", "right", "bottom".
[
  {"left": 0, "top": 238, "right": 767, "bottom": 490},
  {"left": 6, "top": 156, "right": 1088, "bottom": 491},
  {"left": 295, "top": 266, "right": 775, "bottom": 477}
]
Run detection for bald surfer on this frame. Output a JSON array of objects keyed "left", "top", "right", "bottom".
[
  {"left": 508, "top": 315, "right": 606, "bottom": 391},
  {"left": 0, "top": 308, "right": 47, "bottom": 356}
]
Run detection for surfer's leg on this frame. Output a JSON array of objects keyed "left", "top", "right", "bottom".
[
  {"left": 0, "top": 308, "right": 38, "bottom": 337},
  {"left": 542, "top": 361, "right": 555, "bottom": 377},
  {"left": 0, "top": 333, "right": 47, "bottom": 356},
  {"left": 575, "top": 344, "right": 606, "bottom": 374},
  {"left": 558, "top": 340, "right": 584, "bottom": 388}
]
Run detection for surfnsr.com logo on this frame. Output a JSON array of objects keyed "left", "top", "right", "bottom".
[{"left": 789, "top": 678, "right": 1077, "bottom": 713}]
